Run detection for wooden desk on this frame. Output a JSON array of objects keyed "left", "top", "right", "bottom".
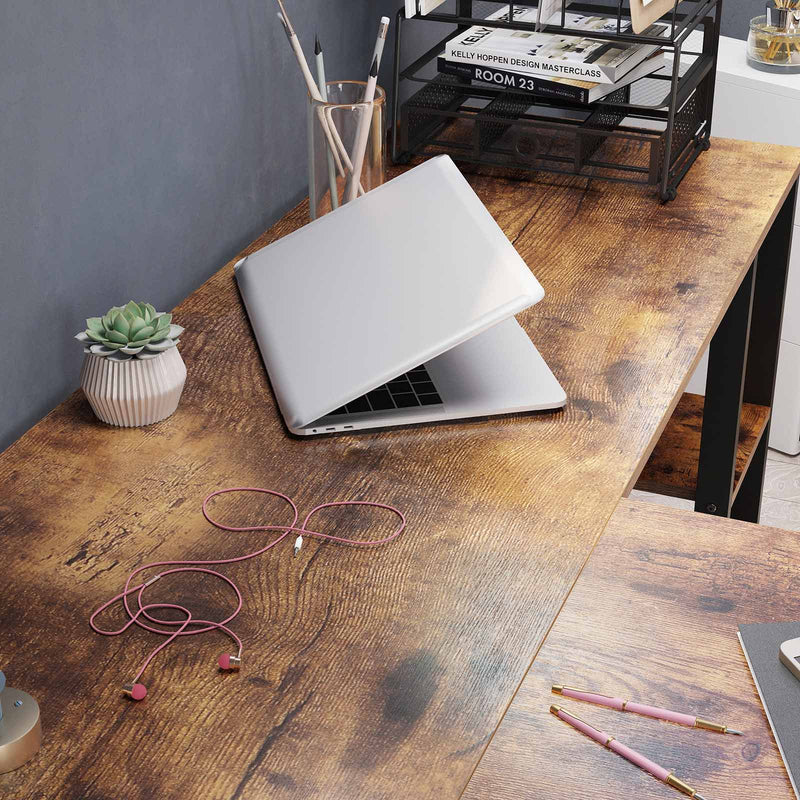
[
  {"left": 0, "top": 140, "right": 797, "bottom": 799},
  {"left": 462, "top": 498, "right": 798, "bottom": 800}
]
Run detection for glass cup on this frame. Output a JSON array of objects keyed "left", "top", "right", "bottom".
[
  {"left": 747, "top": 14, "right": 800, "bottom": 73},
  {"left": 308, "top": 81, "right": 386, "bottom": 218}
]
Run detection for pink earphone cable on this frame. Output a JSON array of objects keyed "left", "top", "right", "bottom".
[{"left": 89, "top": 488, "right": 406, "bottom": 700}]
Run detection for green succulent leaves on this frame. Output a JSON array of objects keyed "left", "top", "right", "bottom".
[{"left": 75, "top": 301, "right": 185, "bottom": 361}]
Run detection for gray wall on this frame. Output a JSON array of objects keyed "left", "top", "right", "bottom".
[
  {"left": 721, "top": 0, "right": 753, "bottom": 39},
  {"left": 0, "top": 1, "right": 377, "bottom": 452}
]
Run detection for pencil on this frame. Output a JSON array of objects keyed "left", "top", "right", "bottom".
[
  {"left": 275, "top": 3, "right": 363, "bottom": 195},
  {"left": 346, "top": 56, "right": 378, "bottom": 203},
  {"left": 275, "top": 9, "right": 342, "bottom": 174},
  {"left": 371, "top": 16, "right": 391, "bottom": 81},
  {"left": 315, "top": 35, "right": 339, "bottom": 211},
  {"left": 307, "top": 98, "right": 316, "bottom": 219},
  {"left": 278, "top": 0, "right": 364, "bottom": 194}
]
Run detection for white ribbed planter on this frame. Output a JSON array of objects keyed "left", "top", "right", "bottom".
[{"left": 79, "top": 346, "right": 187, "bottom": 427}]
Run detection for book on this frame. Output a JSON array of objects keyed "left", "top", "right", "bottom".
[
  {"left": 738, "top": 622, "right": 800, "bottom": 800},
  {"left": 537, "top": 0, "right": 575, "bottom": 30},
  {"left": 444, "top": 5, "right": 666, "bottom": 84},
  {"left": 405, "top": 0, "right": 448, "bottom": 17},
  {"left": 437, "top": 51, "right": 665, "bottom": 104}
]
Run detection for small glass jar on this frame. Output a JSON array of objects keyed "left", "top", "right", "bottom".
[
  {"left": 747, "top": 14, "right": 800, "bottom": 73},
  {"left": 307, "top": 81, "right": 386, "bottom": 219}
]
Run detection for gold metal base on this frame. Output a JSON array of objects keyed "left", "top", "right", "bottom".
[
  {"left": 666, "top": 772, "right": 699, "bottom": 797},
  {"left": 0, "top": 687, "right": 41, "bottom": 774},
  {"left": 695, "top": 717, "right": 726, "bottom": 734}
]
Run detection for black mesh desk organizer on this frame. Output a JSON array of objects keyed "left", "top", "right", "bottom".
[{"left": 391, "top": 0, "right": 722, "bottom": 201}]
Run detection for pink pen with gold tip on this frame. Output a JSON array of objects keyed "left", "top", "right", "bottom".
[
  {"left": 550, "top": 705, "right": 712, "bottom": 799},
  {"left": 552, "top": 685, "right": 742, "bottom": 735}
]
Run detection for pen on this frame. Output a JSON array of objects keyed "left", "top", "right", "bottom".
[
  {"left": 314, "top": 35, "right": 339, "bottom": 211},
  {"left": 345, "top": 56, "right": 378, "bottom": 203},
  {"left": 551, "top": 705, "right": 712, "bottom": 799},
  {"left": 552, "top": 685, "right": 742, "bottom": 735}
]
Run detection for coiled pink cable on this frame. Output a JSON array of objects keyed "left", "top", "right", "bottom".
[{"left": 89, "top": 488, "right": 406, "bottom": 699}]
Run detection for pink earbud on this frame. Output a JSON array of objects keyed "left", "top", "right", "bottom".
[
  {"left": 122, "top": 682, "right": 147, "bottom": 701},
  {"left": 218, "top": 654, "right": 242, "bottom": 671}
]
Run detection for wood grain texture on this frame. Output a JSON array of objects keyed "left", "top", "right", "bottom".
[
  {"left": 462, "top": 498, "right": 798, "bottom": 800},
  {"left": 0, "top": 139, "right": 797, "bottom": 800},
  {"left": 635, "top": 392, "right": 772, "bottom": 501},
  {"left": 763, "top": 460, "right": 800, "bottom": 503}
]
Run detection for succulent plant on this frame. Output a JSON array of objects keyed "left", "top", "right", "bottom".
[{"left": 75, "top": 301, "right": 184, "bottom": 362}]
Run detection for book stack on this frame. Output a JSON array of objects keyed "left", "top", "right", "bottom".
[{"left": 439, "top": 5, "right": 667, "bottom": 105}]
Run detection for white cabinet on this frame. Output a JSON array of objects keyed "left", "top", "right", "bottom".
[{"left": 684, "top": 35, "right": 800, "bottom": 453}]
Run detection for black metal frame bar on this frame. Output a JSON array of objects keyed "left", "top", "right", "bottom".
[
  {"left": 695, "top": 180, "right": 797, "bottom": 521},
  {"left": 732, "top": 181, "right": 797, "bottom": 521},
  {"left": 695, "top": 262, "right": 756, "bottom": 517},
  {"left": 421, "top": 0, "right": 716, "bottom": 45},
  {"left": 701, "top": 0, "right": 723, "bottom": 143}
]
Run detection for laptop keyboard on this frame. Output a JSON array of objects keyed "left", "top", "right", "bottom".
[{"left": 327, "top": 364, "right": 443, "bottom": 417}]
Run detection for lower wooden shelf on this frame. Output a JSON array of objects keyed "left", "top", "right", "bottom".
[{"left": 635, "top": 392, "right": 771, "bottom": 502}]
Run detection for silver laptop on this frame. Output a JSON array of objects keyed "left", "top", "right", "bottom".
[{"left": 235, "top": 155, "right": 565, "bottom": 436}]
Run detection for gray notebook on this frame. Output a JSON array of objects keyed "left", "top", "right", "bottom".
[{"left": 739, "top": 622, "right": 800, "bottom": 800}]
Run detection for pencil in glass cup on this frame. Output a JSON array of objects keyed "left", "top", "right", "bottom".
[
  {"left": 274, "top": 0, "right": 364, "bottom": 196},
  {"left": 345, "top": 56, "right": 378, "bottom": 204},
  {"left": 314, "top": 35, "right": 338, "bottom": 211}
]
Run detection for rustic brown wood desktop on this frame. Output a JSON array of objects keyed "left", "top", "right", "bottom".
[
  {"left": 0, "top": 139, "right": 797, "bottom": 799},
  {"left": 462, "top": 498, "right": 799, "bottom": 800}
]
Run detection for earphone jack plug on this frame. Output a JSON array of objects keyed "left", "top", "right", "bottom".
[{"left": 293, "top": 535, "right": 303, "bottom": 557}]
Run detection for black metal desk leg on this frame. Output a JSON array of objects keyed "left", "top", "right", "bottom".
[
  {"left": 695, "top": 263, "right": 756, "bottom": 516},
  {"left": 695, "top": 180, "right": 796, "bottom": 521},
  {"left": 731, "top": 181, "right": 797, "bottom": 522}
]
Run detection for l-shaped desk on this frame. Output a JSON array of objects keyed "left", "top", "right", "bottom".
[{"left": 0, "top": 138, "right": 797, "bottom": 798}]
